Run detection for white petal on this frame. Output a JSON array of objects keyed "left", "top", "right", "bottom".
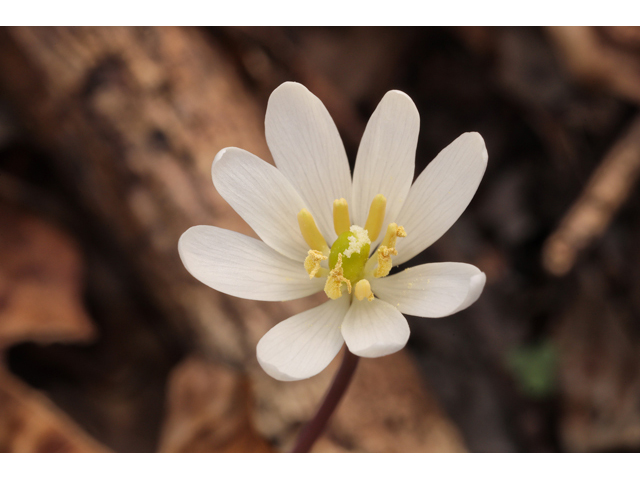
[
  {"left": 351, "top": 91, "right": 419, "bottom": 236},
  {"left": 450, "top": 271, "right": 486, "bottom": 315},
  {"left": 370, "top": 262, "right": 485, "bottom": 318},
  {"left": 257, "top": 295, "right": 349, "bottom": 381},
  {"left": 211, "top": 147, "right": 309, "bottom": 261},
  {"left": 265, "top": 82, "right": 351, "bottom": 243},
  {"left": 395, "top": 132, "right": 488, "bottom": 265},
  {"left": 341, "top": 298, "right": 410, "bottom": 358},
  {"left": 178, "top": 226, "right": 323, "bottom": 301}
]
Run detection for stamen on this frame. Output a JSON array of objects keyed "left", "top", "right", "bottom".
[
  {"left": 304, "top": 250, "right": 327, "bottom": 279},
  {"left": 324, "top": 253, "right": 352, "bottom": 300},
  {"left": 333, "top": 198, "right": 350, "bottom": 236},
  {"left": 354, "top": 279, "right": 374, "bottom": 302},
  {"left": 298, "top": 209, "right": 329, "bottom": 255},
  {"left": 373, "top": 246, "right": 397, "bottom": 278},
  {"left": 364, "top": 194, "right": 387, "bottom": 242},
  {"left": 373, "top": 223, "right": 407, "bottom": 278},
  {"left": 380, "top": 222, "right": 406, "bottom": 250}
]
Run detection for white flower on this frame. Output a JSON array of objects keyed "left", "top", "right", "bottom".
[{"left": 179, "top": 82, "right": 488, "bottom": 381}]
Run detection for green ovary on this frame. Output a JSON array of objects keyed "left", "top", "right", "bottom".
[{"left": 329, "top": 230, "right": 370, "bottom": 284}]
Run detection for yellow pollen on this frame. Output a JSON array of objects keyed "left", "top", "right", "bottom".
[
  {"left": 343, "top": 225, "right": 370, "bottom": 258},
  {"left": 374, "top": 246, "right": 397, "bottom": 278},
  {"left": 364, "top": 194, "right": 387, "bottom": 242},
  {"left": 381, "top": 222, "right": 406, "bottom": 250},
  {"left": 298, "top": 209, "right": 329, "bottom": 255},
  {"left": 373, "top": 223, "right": 407, "bottom": 278},
  {"left": 304, "top": 250, "right": 327, "bottom": 279},
  {"left": 354, "top": 279, "right": 374, "bottom": 302},
  {"left": 324, "top": 253, "right": 352, "bottom": 300},
  {"left": 333, "top": 198, "right": 351, "bottom": 236}
]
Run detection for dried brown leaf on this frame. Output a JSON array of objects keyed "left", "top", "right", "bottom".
[
  {"left": 0, "top": 206, "right": 96, "bottom": 349},
  {"left": 158, "top": 356, "right": 272, "bottom": 453},
  {"left": 0, "top": 204, "right": 106, "bottom": 452}
]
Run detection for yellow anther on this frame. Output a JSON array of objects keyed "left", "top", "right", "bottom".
[
  {"left": 324, "top": 253, "right": 352, "bottom": 300},
  {"left": 380, "top": 222, "right": 406, "bottom": 250},
  {"left": 333, "top": 198, "right": 351, "bottom": 236},
  {"left": 354, "top": 279, "right": 374, "bottom": 302},
  {"left": 364, "top": 194, "right": 387, "bottom": 242},
  {"left": 298, "top": 209, "right": 329, "bottom": 255},
  {"left": 374, "top": 246, "right": 397, "bottom": 278},
  {"left": 304, "top": 250, "right": 327, "bottom": 279},
  {"left": 373, "top": 223, "right": 406, "bottom": 278}
]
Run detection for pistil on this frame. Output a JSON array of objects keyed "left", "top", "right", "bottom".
[{"left": 324, "top": 226, "right": 371, "bottom": 299}]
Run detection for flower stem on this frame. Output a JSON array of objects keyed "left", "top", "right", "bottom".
[{"left": 290, "top": 348, "right": 360, "bottom": 453}]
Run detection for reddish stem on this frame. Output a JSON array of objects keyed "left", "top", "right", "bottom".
[{"left": 290, "top": 348, "right": 360, "bottom": 453}]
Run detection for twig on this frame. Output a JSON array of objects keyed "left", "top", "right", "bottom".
[
  {"left": 543, "top": 115, "right": 640, "bottom": 276},
  {"left": 546, "top": 26, "right": 640, "bottom": 105},
  {"left": 291, "top": 348, "right": 360, "bottom": 453}
]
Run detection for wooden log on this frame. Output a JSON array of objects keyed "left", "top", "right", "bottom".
[
  {"left": 0, "top": 27, "right": 466, "bottom": 451},
  {"left": 0, "top": 26, "right": 289, "bottom": 363}
]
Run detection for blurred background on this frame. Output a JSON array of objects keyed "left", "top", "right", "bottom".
[{"left": 1, "top": 26, "right": 640, "bottom": 453}]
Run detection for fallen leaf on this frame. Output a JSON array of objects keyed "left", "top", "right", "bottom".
[
  {"left": 0, "top": 206, "right": 95, "bottom": 349},
  {"left": 0, "top": 204, "right": 106, "bottom": 452},
  {"left": 158, "top": 355, "right": 272, "bottom": 453}
]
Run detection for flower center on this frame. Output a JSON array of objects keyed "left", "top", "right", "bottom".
[
  {"left": 328, "top": 226, "right": 370, "bottom": 284},
  {"left": 298, "top": 194, "right": 406, "bottom": 301}
]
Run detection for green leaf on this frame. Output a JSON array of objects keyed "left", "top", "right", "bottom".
[{"left": 506, "top": 340, "right": 558, "bottom": 399}]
